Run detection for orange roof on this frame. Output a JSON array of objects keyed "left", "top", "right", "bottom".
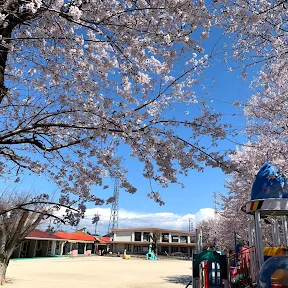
[
  {"left": 95, "top": 237, "right": 110, "bottom": 244},
  {"left": 26, "top": 229, "right": 62, "bottom": 240},
  {"left": 101, "top": 237, "right": 110, "bottom": 242},
  {"left": 54, "top": 231, "right": 95, "bottom": 242}
]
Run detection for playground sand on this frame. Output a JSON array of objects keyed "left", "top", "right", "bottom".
[{"left": 7, "top": 256, "right": 192, "bottom": 288}]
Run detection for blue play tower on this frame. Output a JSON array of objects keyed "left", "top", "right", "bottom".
[{"left": 245, "top": 162, "right": 288, "bottom": 287}]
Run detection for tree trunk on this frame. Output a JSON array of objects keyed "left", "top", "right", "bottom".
[
  {"left": 152, "top": 242, "right": 157, "bottom": 254},
  {"left": 0, "top": 255, "right": 10, "bottom": 285}
]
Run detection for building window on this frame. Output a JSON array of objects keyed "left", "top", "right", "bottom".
[
  {"left": 134, "top": 246, "right": 142, "bottom": 253},
  {"left": 162, "top": 233, "right": 169, "bottom": 242},
  {"left": 143, "top": 232, "right": 150, "bottom": 242},
  {"left": 172, "top": 236, "right": 179, "bottom": 243},
  {"left": 72, "top": 243, "right": 78, "bottom": 250},
  {"left": 160, "top": 246, "right": 169, "bottom": 255},
  {"left": 180, "top": 236, "right": 188, "bottom": 243},
  {"left": 180, "top": 247, "right": 188, "bottom": 253},
  {"left": 78, "top": 243, "right": 85, "bottom": 254},
  {"left": 171, "top": 247, "right": 178, "bottom": 254},
  {"left": 124, "top": 244, "right": 131, "bottom": 251},
  {"left": 134, "top": 232, "right": 141, "bottom": 241}
]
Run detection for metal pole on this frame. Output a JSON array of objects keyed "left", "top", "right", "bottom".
[
  {"left": 274, "top": 220, "right": 280, "bottom": 247},
  {"left": 248, "top": 221, "right": 256, "bottom": 283},
  {"left": 254, "top": 211, "right": 264, "bottom": 267},
  {"left": 191, "top": 252, "right": 196, "bottom": 288},
  {"left": 195, "top": 229, "right": 199, "bottom": 254},
  {"left": 282, "top": 216, "right": 288, "bottom": 248},
  {"left": 272, "top": 223, "right": 276, "bottom": 246},
  {"left": 199, "top": 228, "right": 203, "bottom": 253},
  {"left": 225, "top": 251, "right": 231, "bottom": 288}
]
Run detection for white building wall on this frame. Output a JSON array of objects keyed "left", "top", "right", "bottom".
[
  {"left": 113, "top": 231, "right": 133, "bottom": 242},
  {"left": 114, "top": 230, "right": 195, "bottom": 244}
]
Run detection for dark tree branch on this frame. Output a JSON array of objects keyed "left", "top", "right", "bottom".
[{"left": 0, "top": 200, "right": 79, "bottom": 216}]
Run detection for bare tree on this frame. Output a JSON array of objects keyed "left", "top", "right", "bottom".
[
  {"left": 150, "top": 230, "right": 162, "bottom": 255},
  {"left": 0, "top": 191, "right": 80, "bottom": 284}
]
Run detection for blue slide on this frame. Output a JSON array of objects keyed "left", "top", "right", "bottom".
[{"left": 258, "top": 255, "right": 288, "bottom": 287}]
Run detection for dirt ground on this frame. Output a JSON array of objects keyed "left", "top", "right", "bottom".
[{"left": 7, "top": 256, "right": 192, "bottom": 288}]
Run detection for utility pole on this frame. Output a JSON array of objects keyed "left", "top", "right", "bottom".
[
  {"left": 189, "top": 218, "right": 194, "bottom": 232},
  {"left": 92, "top": 212, "right": 100, "bottom": 235},
  {"left": 213, "top": 191, "right": 218, "bottom": 214}
]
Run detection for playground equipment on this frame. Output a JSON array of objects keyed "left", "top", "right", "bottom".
[
  {"left": 187, "top": 161, "right": 288, "bottom": 288},
  {"left": 244, "top": 162, "right": 288, "bottom": 288},
  {"left": 264, "top": 247, "right": 286, "bottom": 261},
  {"left": 122, "top": 249, "right": 130, "bottom": 259},
  {"left": 191, "top": 228, "right": 230, "bottom": 288},
  {"left": 145, "top": 244, "right": 158, "bottom": 260},
  {"left": 230, "top": 245, "right": 252, "bottom": 287},
  {"left": 259, "top": 255, "right": 288, "bottom": 287}
]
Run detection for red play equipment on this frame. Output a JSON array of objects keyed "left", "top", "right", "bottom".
[{"left": 229, "top": 245, "right": 255, "bottom": 287}]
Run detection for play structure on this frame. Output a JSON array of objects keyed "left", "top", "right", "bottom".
[
  {"left": 190, "top": 228, "right": 229, "bottom": 288},
  {"left": 146, "top": 244, "right": 158, "bottom": 260},
  {"left": 188, "top": 162, "right": 288, "bottom": 288},
  {"left": 244, "top": 162, "right": 288, "bottom": 288},
  {"left": 122, "top": 249, "right": 130, "bottom": 259},
  {"left": 230, "top": 244, "right": 252, "bottom": 287}
]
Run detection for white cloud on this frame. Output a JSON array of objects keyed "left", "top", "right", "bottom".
[{"left": 38, "top": 207, "right": 216, "bottom": 235}]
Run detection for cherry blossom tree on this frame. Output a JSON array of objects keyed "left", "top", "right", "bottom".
[
  {"left": 217, "top": 138, "right": 288, "bottom": 249},
  {"left": 0, "top": 0, "right": 232, "bottom": 282},
  {"left": 186, "top": 0, "right": 288, "bottom": 253},
  {"left": 216, "top": 0, "right": 288, "bottom": 71},
  {"left": 0, "top": 0, "right": 227, "bottom": 198},
  {"left": 1, "top": 0, "right": 285, "bottom": 282},
  {"left": 215, "top": 0, "right": 288, "bottom": 140},
  {"left": 211, "top": 0, "right": 288, "bottom": 242}
]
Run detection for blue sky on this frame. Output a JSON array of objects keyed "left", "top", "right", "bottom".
[{"left": 1, "top": 27, "right": 258, "bottom": 234}]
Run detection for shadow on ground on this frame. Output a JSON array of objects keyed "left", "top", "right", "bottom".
[{"left": 163, "top": 275, "right": 191, "bottom": 285}]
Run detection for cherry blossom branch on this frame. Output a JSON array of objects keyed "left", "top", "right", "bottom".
[
  {"left": 134, "top": 60, "right": 208, "bottom": 112},
  {"left": 0, "top": 201, "right": 79, "bottom": 217},
  {"left": 162, "top": 132, "right": 230, "bottom": 169}
]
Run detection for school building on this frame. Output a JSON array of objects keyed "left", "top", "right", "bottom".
[{"left": 110, "top": 227, "right": 196, "bottom": 255}]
